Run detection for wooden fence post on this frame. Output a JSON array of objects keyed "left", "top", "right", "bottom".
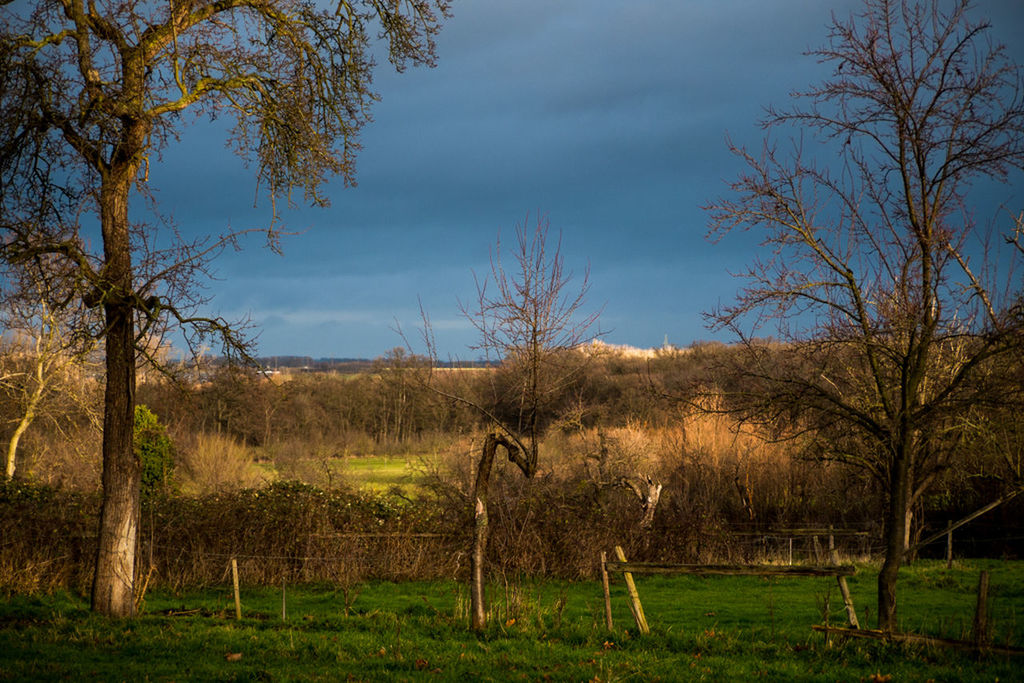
[
  {"left": 600, "top": 551, "right": 613, "bottom": 631},
  {"left": 231, "top": 558, "right": 242, "bottom": 620},
  {"left": 973, "top": 570, "right": 990, "bottom": 648},
  {"left": 282, "top": 578, "right": 287, "bottom": 621},
  {"left": 828, "top": 531, "right": 859, "bottom": 629},
  {"left": 945, "top": 521, "right": 953, "bottom": 569},
  {"left": 614, "top": 546, "right": 649, "bottom": 635}
]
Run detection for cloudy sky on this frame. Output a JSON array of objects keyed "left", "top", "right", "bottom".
[{"left": 148, "top": 1, "right": 1024, "bottom": 360}]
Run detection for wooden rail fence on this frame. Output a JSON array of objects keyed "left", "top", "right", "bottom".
[{"left": 601, "top": 545, "right": 858, "bottom": 634}]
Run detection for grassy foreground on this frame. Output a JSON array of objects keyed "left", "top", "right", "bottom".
[{"left": 1, "top": 561, "right": 1022, "bottom": 681}]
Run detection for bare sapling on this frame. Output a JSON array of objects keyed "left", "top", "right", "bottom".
[{"left": 418, "top": 213, "right": 601, "bottom": 629}]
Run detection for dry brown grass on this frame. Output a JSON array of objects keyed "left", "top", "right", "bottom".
[{"left": 178, "top": 432, "right": 265, "bottom": 494}]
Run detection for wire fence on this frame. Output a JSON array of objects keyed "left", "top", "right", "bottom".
[{"left": 3, "top": 477, "right": 1023, "bottom": 594}]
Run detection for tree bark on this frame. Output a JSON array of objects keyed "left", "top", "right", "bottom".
[
  {"left": 470, "top": 433, "right": 498, "bottom": 631},
  {"left": 91, "top": 298, "right": 139, "bottom": 616},
  {"left": 877, "top": 446, "right": 911, "bottom": 632},
  {"left": 5, "top": 378, "right": 41, "bottom": 479},
  {"left": 903, "top": 505, "right": 916, "bottom": 563},
  {"left": 5, "top": 337, "right": 47, "bottom": 479},
  {"left": 5, "top": 401, "right": 35, "bottom": 479},
  {"left": 470, "top": 432, "right": 518, "bottom": 631},
  {"left": 618, "top": 475, "right": 663, "bottom": 529},
  {"left": 91, "top": 168, "right": 141, "bottom": 617}
]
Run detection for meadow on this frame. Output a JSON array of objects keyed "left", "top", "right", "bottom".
[
  {"left": 338, "top": 455, "right": 428, "bottom": 494},
  {"left": 2, "top": 560, "right": 1022, "bottom": 681}
]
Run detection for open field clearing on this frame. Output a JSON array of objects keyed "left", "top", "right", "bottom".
[
  {"left": 339, "top": 456, "right": 429, "bottom": 493},
  {"left": 244, "top": 455, "right": 430, "bottom": 496},
  {"left": 2, "top": 561, "right": 1021, "bottom": 681}
]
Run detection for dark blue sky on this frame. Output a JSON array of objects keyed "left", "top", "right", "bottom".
[{"left": 149, "top": 1, "right": 1024, "bottom": 359}]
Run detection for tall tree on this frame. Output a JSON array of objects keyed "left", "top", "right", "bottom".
[
  {"left": 1, "top": 0, "right": 448, "bottom": 616},
  {"left": 705, "top": 0, "right": 1024, "bottom": 631}
]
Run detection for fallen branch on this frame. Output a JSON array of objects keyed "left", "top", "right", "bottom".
[{"left": 811, "top": 625, "right": 1024, "bottom": 656}]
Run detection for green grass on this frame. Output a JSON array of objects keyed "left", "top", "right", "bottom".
[
  {"left": 261, "top": 454, "right": 429, "bottom": 493},
  {"left": 2, "top": 561, "right": 1022, "bottom": 681},
  {"left": 248, "top": 454, "right": 430, "bottom": 495},
  {"left": 339, "top": 455, "right": 427, "bottom": 493}
]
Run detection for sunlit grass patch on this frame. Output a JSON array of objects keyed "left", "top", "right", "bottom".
[
  {"left": 338, "top": 455, "right": 426, "bottom": 493},
  {"left": 3, "top": 566, "right": 1024, "bottom": 681}
]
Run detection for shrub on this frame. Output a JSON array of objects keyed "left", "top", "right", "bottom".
[
  {"left": 178, "top": 432, "right": 263, "bottom": 494},
  {"left": 135, "top": 405, "right": 175, "bottom": 498}
]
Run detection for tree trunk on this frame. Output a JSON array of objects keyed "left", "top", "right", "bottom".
[
  {"left": 92, "top": 299, "right": 139, "bottom": 616},
  {"left": 877, "top": 448, "right": 911, "bottom": 632},
  {"left": 5, "top": 402, "right": 35, "bottom": 479},
  {"left": 618, "top": 474, "right": 664, "bottom": 529},
  {"left": 91, "top": 171, "right": 140, "bottom": 618},
  {"left": 5, "top": 351, "right": 46, "bottom": 479},
  {"left": 903, "top": 504, "right": 916, "bottom": 563},
  {"left": 470, "top": 433, "right": 499, "bottom": 631}
]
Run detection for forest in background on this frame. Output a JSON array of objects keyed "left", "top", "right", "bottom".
[{"left": 2, "top": 340, "right": 1021, "bottom": 594}]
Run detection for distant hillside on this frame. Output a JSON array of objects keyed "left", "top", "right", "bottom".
[
  {"left": 256, "top": 355, "right": 497, "bottom": 374},
  {"left": 258, "top": 356, "right": 375, "bottom": 374},
  {"left": 253, "top": 343, "right": 689, "bottom": 374}
]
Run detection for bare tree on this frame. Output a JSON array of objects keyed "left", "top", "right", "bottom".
[
  {"left": 371, "top": 347, "right": 430, "bottom": 446},
  {"left": 421, "top": 213, "right": 600, "bottom": 629},
  {"left": 705, "top": 0, "right": 1024, "bottom": 631},
  {"left": 1, "top": 0, "right": 448, "bottom": 616},
  {"left": 584, "top": 431, "right": 663, "bottom": 530},
  {"left": 0, "top": 257, "right": 99, "bottom": 479}
]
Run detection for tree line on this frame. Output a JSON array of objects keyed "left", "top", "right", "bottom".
[{"left": 2, "top": 337, "right": 1019, "bottom": 531}]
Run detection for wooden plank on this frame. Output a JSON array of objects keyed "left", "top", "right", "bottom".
[
  {"left": 604, "top": 562, "right": 855, "bottom": 577},
  {"left": 614, "top": 546, "right": 649, "bottom": 634}
]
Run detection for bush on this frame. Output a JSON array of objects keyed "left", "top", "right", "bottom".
[
  {"left": 135, "top": 405, "right": 175, "bottom": 498},
  {"left": 0, "top": 479, "right": 98, "bottom": 594},
  {"left": 177, "top": 431, "right": 262, "bottom": 494}
]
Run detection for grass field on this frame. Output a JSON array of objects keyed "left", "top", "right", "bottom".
[
  {"left": 2, "top": 560, "right": 1022, "bottom": 681},
  {"left": 339, "top": 455, "right": 428, "bottom": 493},
  {"left": 249, "top": 454, "right": 430, "bottom": 495}
]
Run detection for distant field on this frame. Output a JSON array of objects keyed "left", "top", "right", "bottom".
[
  {"left": 1, "top": 561, "right": 1022, "bottom": 680},
  {"left": 339, "top": 455, "right": 429, "bottom": 492},
  {"left": 249, "top": 454, "right": 432, "bottom": 494}
]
